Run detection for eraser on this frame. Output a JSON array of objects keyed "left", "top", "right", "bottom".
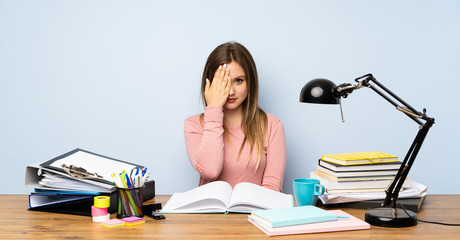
[{"left": 101, "top": 219, "right": 125, "bottom": 228}]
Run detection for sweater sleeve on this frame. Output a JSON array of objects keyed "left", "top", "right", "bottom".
[
  {"left": 261, "top": 118, "right": 287, "bottom": 192},
  {"left": 184, "top": 106, "right": 225, "bottom": 181}
]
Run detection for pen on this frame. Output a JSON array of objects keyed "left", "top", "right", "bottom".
[
  {"left": 125, "top": 173, "right": 133, "bottom": 188},
  {"left": 118, "top": 171, "right": 140, "bottom": 216}
]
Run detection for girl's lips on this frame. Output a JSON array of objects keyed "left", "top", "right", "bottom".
[{"left": 227, "top": 98, "right": 236, "bottom": 103}]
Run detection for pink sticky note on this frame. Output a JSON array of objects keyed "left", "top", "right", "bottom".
[{"left": 101, "top": 219, "right": 125, "bottom": 228}]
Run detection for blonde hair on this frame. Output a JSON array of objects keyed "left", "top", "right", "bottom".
[{"left": 200, "top": 42, "right": 267, "bottom": 169}]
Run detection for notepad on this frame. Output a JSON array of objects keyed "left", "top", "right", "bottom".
[
  {"left": 101, "top": 219, "right": 125, "bottom": 228},
  {"left": 122, "top": 216, "right": 145, "bottom": 226},
  {"left": 250, "top": 206, "right": 337, "bottom": 228},
  {"left": 248, "top": 209, "right": 370, "bottom": 236}
]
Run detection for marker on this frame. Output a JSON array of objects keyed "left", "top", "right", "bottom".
[
  {"left": 125, "top": 173, "right": 133, "bottom": 188},
  {"left": 120, "top": 173, "right": 128, "bottom": 188}
]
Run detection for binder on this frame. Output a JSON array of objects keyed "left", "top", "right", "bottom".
[
  {"left": 28, "top": 180, "right": 155, "bottom": 216},
  {"left": 25, "top": 148, "right": 144, "bottom": 193}
]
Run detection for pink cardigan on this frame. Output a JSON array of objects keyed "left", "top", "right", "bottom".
[{"left": 184, "top": 106, "right": 286, "bottom": 192}]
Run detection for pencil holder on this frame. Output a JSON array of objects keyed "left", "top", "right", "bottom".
[{"left": 116, "top": 187, "right": 144, "bottom": 218}]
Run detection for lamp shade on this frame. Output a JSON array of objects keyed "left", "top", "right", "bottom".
[{"left": 299, "top": 78, "right": 339, "bottom": 104}]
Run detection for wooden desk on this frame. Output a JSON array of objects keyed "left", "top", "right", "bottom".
[{"left": 1, "top": 195, "right": 459, "bottom": 239}]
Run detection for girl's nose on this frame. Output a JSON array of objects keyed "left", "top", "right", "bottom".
[{"left": 229, "top": 82, "right": 235, "bottom": 95}]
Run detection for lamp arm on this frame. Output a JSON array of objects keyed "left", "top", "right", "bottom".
[
  {"left": 382, "top": 122, "right": 433, "bottom": 208},
  {"left": 356, "top": 74, "right": 427, "bottom": 125},
  {"left": 348, "top": 73, "right": 435, "bottom": 209}
]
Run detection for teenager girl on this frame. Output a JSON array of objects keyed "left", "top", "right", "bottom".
[{"left": 184, "top": 42, "right": 286, "bottom": 191}]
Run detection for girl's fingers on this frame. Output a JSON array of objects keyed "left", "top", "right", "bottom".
[
  {"left": 205, "top": 78, "right": 210, "bottom": 91},
  {"left": 223, "top": 66, "right": 230, "bottom": 89},
  {"left": 220, "top": 65, "right": 226, "bottom": 87},
  {"left": 211, "top": 64, "right": 228, "bottom": 88},
  {"left": 211, "top": 65, "right": 223, "bottom": 85},
  {"left": 225, "top": 76, "right": 231, "bottom": 93},
  {"left": 220, "top": 64, "right": 228, "bottom": 85}
]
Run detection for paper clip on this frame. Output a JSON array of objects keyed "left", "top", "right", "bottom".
[{"left": 62, "top": 164, "right": 103, "bottom": 179}]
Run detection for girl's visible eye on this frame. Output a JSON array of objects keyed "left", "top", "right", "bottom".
[{"left": 235, "top": 78, "right": 244, "bottom": 84}]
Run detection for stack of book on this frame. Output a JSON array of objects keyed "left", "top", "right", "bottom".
[
  {"left": 310, "top": 151, "right": 427, "bottom": 212},
  {"left": 248, "top": 205, "right": 370, "bottom": 236},
  {"left": 310, "top": 151, "right": 410, "bottom": 194}
]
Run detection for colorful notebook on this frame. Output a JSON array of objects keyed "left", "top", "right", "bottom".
[
  {"left": 321, "top": 152, "right": 398, "bottom": 165},
  {"left": 250, "top": 206, "right": 337, "bottom": 228},
  {"left": 248, "top": 210, "right": 370, "bottom": 236}
]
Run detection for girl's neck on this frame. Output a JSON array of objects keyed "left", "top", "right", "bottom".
[{"left": 224, "top": 107, "right": 243, "bottom": 126}]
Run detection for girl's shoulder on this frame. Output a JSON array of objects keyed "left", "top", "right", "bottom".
[
  {"left": 184, "top": 113, "right": 204, "bottom": 130},
  {"left": 266, "top": 113, "right": 282, "bottom": 125},
  {"left": 265, "top": 113, "right": 284, "bottom": 132},
  {"left": 185, "top": 113, "right": 202, "bottom": 123}
]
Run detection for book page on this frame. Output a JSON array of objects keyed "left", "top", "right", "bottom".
[
  {"left": 161, "top": 181, "right": 233, "bottom": 213},
  {"left": 227, "top": 182, "right": 293, "bottom": 212}
]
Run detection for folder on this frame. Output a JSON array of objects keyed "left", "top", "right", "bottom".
[{"left": 28, "top": 180, "right": 155, "bottom": 216}]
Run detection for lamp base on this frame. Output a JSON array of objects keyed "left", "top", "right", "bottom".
[{"left": 365, "top": 207, "right": 417, "bottom": 227}]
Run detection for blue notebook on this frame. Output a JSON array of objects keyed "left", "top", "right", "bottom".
[{"left": 250, "top": 206, "right": 337, "bottom": 228}]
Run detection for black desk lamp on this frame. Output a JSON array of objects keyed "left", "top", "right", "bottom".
[{"left": 300, "top": 73, "right": 435, "bottom": 227}]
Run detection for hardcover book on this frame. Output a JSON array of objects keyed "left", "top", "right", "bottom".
[
  {"left": 248, "top": 209, "right": 370, "bottom": 236},
  {"left": 321, "top": 152, "right": 398, "bottom": 165},
  {"left": 317, "top": 163, "right": 399, "bottom": 178},
  {"left": 318, "top": 159, "right": 402, "bottom": 172},
  {"left": 250, "top": 206, "right": 337, "bottom": 228},
  {"left": 310, "top": 171, "right": 411, "bottom": 190},
  {"left": 315, "top": 169, "right": 395, "bottom": 182}
]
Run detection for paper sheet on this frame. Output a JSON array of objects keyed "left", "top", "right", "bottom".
[
  {"left": 318, "top": 181, "right": 427, "bottom": 204},
  {"left": 49, "top": 150, "right": 138, "bottom": 182}
]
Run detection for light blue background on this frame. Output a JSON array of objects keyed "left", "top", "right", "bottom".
[{"left": 1, "top": 0, "right": 459, "bottom": 195}]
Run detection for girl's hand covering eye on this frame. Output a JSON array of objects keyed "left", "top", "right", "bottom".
[{"left": 204, "top": 64, "right": 231, "bottom": 107}]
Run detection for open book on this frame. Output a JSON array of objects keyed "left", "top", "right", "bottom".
[{"left": 161, "top": 181, "right": 293, "bottom": 213}]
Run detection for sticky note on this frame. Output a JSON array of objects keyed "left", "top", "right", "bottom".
[
  {"left": 101, "top": 219, "right": 125, "bottom": 228},
  {"left": 121, "top": 216, "right": 145, "bottom": 226}
]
